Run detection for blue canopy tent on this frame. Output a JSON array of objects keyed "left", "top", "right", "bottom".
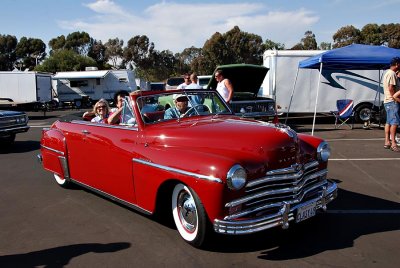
[{"left": 287, "top": 44, "right": 400, "bottom": 135}]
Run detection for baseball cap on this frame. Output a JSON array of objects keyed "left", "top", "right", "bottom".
[{"left": 173, "top": 94, "right": 188, "bottom": 101}]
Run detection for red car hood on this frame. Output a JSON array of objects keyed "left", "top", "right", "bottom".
[{"left": 144, "top": 116, "right": 299, "bottom": 165}]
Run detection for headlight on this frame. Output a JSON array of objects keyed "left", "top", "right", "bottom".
[
  {"left": 227, "top": 164, "right": 247, "bottom": 190},
  {"left": 317, "top": 141, "right": 330, "bottom": 162},
  {"left": 268, "top": 103, "right": 275, "bottom": 112}
]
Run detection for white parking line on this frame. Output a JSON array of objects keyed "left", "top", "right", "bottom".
[
  {"left": 330, "top": 158, "right": 400, "bottom": 161},
  {"left": 326, "top": 138, "right": 384, "bottom": 141},
  {"left": 327, "top": 210, "right": 400, "bottom": 214}
]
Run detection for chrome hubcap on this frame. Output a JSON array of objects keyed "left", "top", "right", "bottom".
[{"left": 177, "top": 191, "right": 197, "bottom": 232}]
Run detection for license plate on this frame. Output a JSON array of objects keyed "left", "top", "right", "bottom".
[{"left": 296, "top": 201, "right": 316, "bottom": 223}]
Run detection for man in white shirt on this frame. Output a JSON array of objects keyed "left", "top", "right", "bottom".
[{"left": 177, "top": 74, "right": 191, "bottom": 89}]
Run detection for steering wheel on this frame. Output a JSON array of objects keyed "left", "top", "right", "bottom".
[{"left": 180, "top": 104, "right": 209, "bottom": 118}]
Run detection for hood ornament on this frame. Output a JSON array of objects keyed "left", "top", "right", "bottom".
[{"left": 275, "top": 123, "right": 298, "bottom": 140}]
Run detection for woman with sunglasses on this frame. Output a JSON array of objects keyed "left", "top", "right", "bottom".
[{"left": 91, "top": 99, "right": 110, "bottom": 123}]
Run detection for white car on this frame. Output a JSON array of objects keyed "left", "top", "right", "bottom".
[{"left": 197, "top": 75, "right": 212, "bottom": 89}]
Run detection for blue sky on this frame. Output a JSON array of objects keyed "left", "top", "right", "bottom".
[{"left": 1, "top": 0, "right": 400, "bottom": 53}]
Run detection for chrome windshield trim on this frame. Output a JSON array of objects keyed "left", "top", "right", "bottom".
[
  {"left": 41, "top": 145, "right": 65, "bottom": 156},
  {"left": 133, "top": 158, "right": 223, "bottom": 184},
  {"left": 71, "top": 120, "right": 139, "bottom": 131}
]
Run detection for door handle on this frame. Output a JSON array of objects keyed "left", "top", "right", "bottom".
[{"left": 82, "top": 130, "right": 90, "bottom": 134}]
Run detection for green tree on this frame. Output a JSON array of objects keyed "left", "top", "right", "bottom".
[
  {"left": 0, "top": 34, "right": 17, "bottom": 70},
  {"left": 175, "top": 46, "right": 201, "bottom": 74},
  {"left": 48, "top": 35, "right": 66, "bottom": 54},
  {"left": 48, "top": 31, "right": 91, "bottom": 55},
  {"left": 332, "top": 25, "right": 361, "bottom": 48},
  {"left": 264, "top": 39, "right": 285, "bottom": 50},
  {"left": 104, "top": 38, "right": 124, "bottom": 68},
  {"left": 198, "top": 26, "right": 265, "bottom": 74},
  {"left": 65, "top": 31, "right": 91, "bottom": 55},
  {"left": 123, "top": 35, "right": 154, "bottom": 70},
  {"left": 319, "top": 42, "right": 332, "bottom": 50},
  {"left": 35, "top": 49, "right": 96, "bottom": 73},
  {"left": 302, "top": 31, "right": 318, "bottom": 50},
  {"left": 88, "top": 39, "right": 108, "bottom": 69},
  {"left": 290, "top": 31, "right": 318, "bottom": 50},
  {"left": 15, "top": 37, "right": 46, "bottom": 70},
  {"left": 381, "top": 23, "right": 400, "bottom": 48},
  {"left": 360, "top": 23, "right": 382, "bottom": 45}
]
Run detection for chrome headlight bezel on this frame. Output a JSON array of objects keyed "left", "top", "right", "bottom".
[
  {"left": 317, "top": 141, "right": 330, "bottom": 162},
  {"left": 227, "top": 164, "right": 247, "bottom": 191}
]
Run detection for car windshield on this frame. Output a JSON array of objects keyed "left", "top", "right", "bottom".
[{"left": 137, "top": 90, "right": 232, "bottom": 124}]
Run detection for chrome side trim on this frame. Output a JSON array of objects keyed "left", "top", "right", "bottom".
[
  {"left": 70, "top": 178, "right": 152, "bottom": 215},
  {"left": 213, "top": 180, "right": 337, "bottom": 235},
  {"left": 133, "top": 158, "right": 223, "bottom": 184},
  {"left": 71, "top": 120, "right": 139, "bottom": 131},
  {"left": 41, "top": 145, "right": 65, "bottom": 156}
]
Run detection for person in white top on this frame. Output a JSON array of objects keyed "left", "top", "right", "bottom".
[
  {"left": 215, "top": 69, "right": 233, "bottom": 103},
  {"left": 91, "top": 99, "right": 110, "bottom": 123},
  {"left": 185, "top": 73, "right": 202, "bottom": 89},
  {"left": 177, "top": 74, "right": 191, "bottom": 89},
  {"left": 383, "top": 57, "right": 400, "bottom": 151}
]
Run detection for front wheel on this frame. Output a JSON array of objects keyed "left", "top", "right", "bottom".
[
  {"left": 54, "top": 173, "right": 71, "bottom": 188},
  {"left": 172, "top": 183, "right": 207, "bottom": 247}
]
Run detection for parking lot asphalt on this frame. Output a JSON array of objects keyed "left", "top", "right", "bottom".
[{"left": 0, "top": 110, "right": 399, "bottom": 267}]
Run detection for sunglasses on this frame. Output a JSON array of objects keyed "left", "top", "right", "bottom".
[{"left": 97, "top": 105, "right": 106, "bottom": 109}]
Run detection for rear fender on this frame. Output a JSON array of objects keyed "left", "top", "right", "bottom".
[{"left": 40, "top": 128, "right": 69, "bottom": 180}]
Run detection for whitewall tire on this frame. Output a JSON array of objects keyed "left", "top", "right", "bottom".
[{"left": 172, "top": 183, "right": 207, "bottom": 247}]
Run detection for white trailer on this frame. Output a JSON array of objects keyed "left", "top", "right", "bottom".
[
  {"left": 0, "top": 71, "right": 54, "bottom": 110},
  {"left": 53, "top": 68, "right": 137, "bottom": 108},
  {"left": 261, "top": 50, "right": 383, "bottom": 121}
]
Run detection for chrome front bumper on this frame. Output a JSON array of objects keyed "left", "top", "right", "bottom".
[{"left": 213, "top": 180, "right": 338, "bottom": 235}]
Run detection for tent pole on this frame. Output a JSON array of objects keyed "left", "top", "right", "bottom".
[
  {"left": 378, "top": 69, "right": 383, "bottom": 127},
  {"left": 285, "top": 67, "right": 299, "bottom": 124},
  {"left": 311, "top": 62, "right": 323, "bottom": 136}
]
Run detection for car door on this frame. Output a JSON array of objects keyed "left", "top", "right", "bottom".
[{"left": 65, "top": 121, "right": 141, "bottom": 204}]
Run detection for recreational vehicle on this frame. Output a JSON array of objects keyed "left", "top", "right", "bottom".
[
  {"left": 261, "top": 50, "right": 384, "bottom": 122},
  {"left": 53, "top": 68, "right": 137, "bottom": 108},
  {"left": 0, "top": 71, "right": 54, "bottom": 110}
]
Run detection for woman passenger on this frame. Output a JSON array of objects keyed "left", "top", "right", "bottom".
[{"left": 91, "top": 99, "right": 110, "bottom": 123}]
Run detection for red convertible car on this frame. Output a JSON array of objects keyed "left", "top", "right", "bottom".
[{"left": 38, "top": 89, "right": 337, "bottom": 247}]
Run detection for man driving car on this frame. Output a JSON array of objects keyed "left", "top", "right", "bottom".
[{"left": 164, "top": 94, "right": 190, "bottom": 119}]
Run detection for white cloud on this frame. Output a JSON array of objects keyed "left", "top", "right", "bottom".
[{"left": 58, "top": 0, "right": 320, "bottom": 52}]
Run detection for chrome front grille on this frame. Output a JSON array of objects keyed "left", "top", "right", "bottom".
[
  {"left": 0, "top": 115, "right": 27, "bottom": 129},
  {"left": 225, "top": 160, "right": 328, "bottom": 220}
]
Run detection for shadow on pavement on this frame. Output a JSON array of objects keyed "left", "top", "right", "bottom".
[
  {"left": 0, "top": 140, "right": 40, "bottom": 154},
  {"left": 203, "top": 189, "right": 400, "bottom": 258},
  {"left": 0, "top": 242, "right": 131, "bottom": 267}
]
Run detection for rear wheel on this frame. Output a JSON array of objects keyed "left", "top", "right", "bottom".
[
  {"left": 356, "top": 104, "right": 372, "bottom": 122},
  {"left": 54, "top": 174, "right": 71, "bottom": 188},
  {"left": 172, "top": 183, "right": 207, "bottom": 247}
]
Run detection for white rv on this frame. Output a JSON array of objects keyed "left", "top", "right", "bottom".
[
  {"left": 53, "top": 68, "right": 137, "bottom": 108},
  {"left": 0, "top": 71, "right": 54, "bottom": 110},
  {"left": 261, "top": 50, "right": 384, "bottom": 122}
]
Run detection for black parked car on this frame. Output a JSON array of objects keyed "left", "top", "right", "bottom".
[{"left": 0, "top": 110, "right": 29, "bottom": 144}]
